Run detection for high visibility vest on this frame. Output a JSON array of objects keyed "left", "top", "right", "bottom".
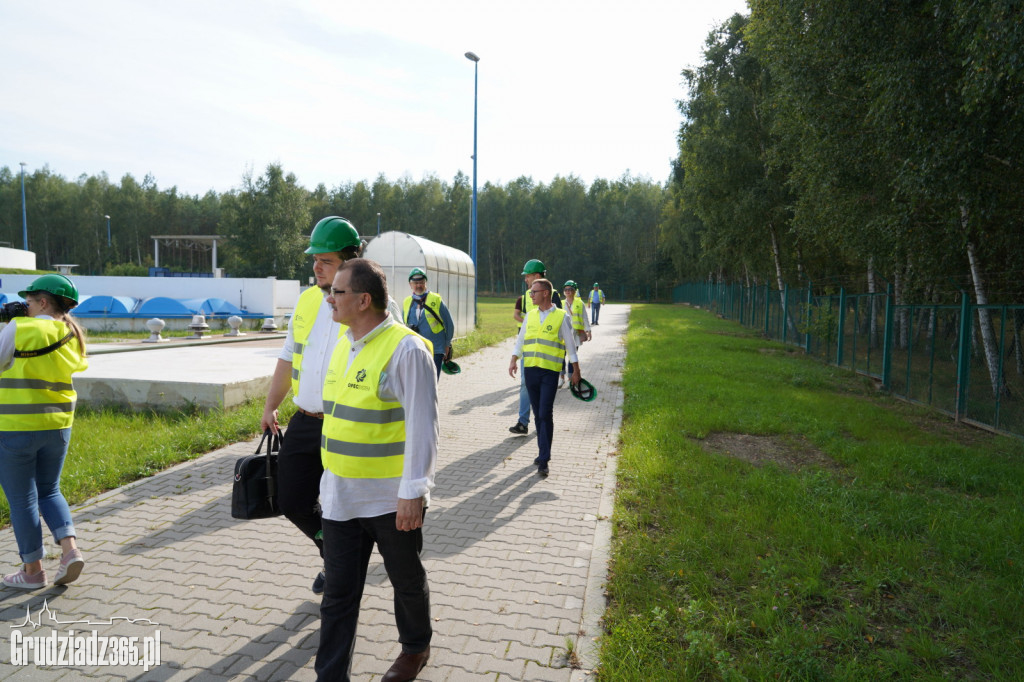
[
  {"left": 289, "top": 286, "right": 346, "bottom": 398},
  {"left": 321, "top": 323, "right": 420, "bottom": 479},
  {"left": 568, "top": 297, "right": 586, "bottom": 331},
  {"left": 523, "top": 308, "right": 567, "bottom": 372},
  {"left": 402, "top": 292, "right": 445, "bottom": 335},
  {"left": 0, "top": 318, "right": 88, "bottom": 431}
]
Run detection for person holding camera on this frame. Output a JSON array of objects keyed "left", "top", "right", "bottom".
[{"left": 0, "top": 274, "right": 89, "bottom": 589}]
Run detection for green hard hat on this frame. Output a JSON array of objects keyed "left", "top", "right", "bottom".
[
  {"left": 409, "top": 267, "right": 427, "bottom": 281},
  {"left": 305, "top": 216, "right": 361, "bottom": 254},
  {"left": 593, "top": 282, "right": 600, "bottom": 288},
  {"left": 570, "top": 378, "right": 597, "bottom": 402},
  {"left": 563, "top": 280, "right": 577, "bottom": 290},
  {"left": 522, "top": 259, "right": 546, "bottom": 275},
  {"left": 441, "top": 359, "right": 461, "bottom": 375},
  {"left": 19, "top": 274, "right": 79, "bottom": 305}
]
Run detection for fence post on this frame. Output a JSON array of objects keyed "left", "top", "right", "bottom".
[
  {"left": 764, "top": 284, "right": 771, "bottom": 337},
  {"left": 882, "top": 283, "right": 894, "bottom": 389},
  {"left": 836, "top": 287, "right": 847, "bottom": 367},
  {"left": 955, "top": 292, "right": 972, "bottom": 421},
  {"left": 781, "top": 284, "right": 790, "bottom": 344},
  {"left": 805, "top": 283, "right": 813, "bottom": 354}
]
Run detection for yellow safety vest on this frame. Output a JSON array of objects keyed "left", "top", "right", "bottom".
[
  {"left": 289, "top": 286, "right": 346, "bottom": 397},
  {"left": 321, "top": 323, "right": 421, "bottom": 479},
  {"left": 523, "top": 308, "right": 567, "bottom": 372},
  {"left": 568, "top": 297, "right": 586, "bottom": 331},
  {"left": 0, "top": 318, "right": 88, "bottom": 431},
  {"left": 402, "top": 292, "right": 445, "bottom": 335}
]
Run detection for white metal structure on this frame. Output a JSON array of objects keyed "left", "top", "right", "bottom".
[{"left": 364, "top": 231, "right": 475, "bottom": 338}]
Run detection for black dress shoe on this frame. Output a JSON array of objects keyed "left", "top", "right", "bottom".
[
  {"left": 509, "top": 422, "right": 528, "bottom": 435},
  {"left": 311, "top": 570, "right": 326, "bottom": 595},
  {"left": 382, "top": 647, "right": 430, "bottom": 682}
]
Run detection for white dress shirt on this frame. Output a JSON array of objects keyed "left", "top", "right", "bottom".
[
  {"left": 277, "top": 291, "right": 341, "bottom": 414},
  {"left": 512, "top": 305, "right": 579, "bottom": 364},
  {"left": 320, "top": 314, "right": 439, "bottom": 522}
]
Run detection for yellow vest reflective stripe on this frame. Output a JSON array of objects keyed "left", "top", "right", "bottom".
[
  {"left": 289, "top": 286, "right": 346, "bottom": 397},
  {"left": 402, "top": 292, "right": 445, "bottom": 335},
  {"left": 568, "top": 297, "right": 585, "bottom": 331},
  {"left": 321, "top": 324, "right": 417, "bottom": 479},
  {"left": 523, "top": 308, "right": 566, "bottom": 372},
  {"left": 0, "top": 318, "right": 88, "bottom": 431}
]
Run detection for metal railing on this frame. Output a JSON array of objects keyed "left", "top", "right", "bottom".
[{"left": 674, "top": 282, "right": 1024, "bottom": 438}]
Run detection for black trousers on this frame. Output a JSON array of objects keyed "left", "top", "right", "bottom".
[
  {"left": 315, "top": 512, "right": 431, "bottom": 682},
  {"left": 276, "top": 411, "right": 324, "bottom": 558}
]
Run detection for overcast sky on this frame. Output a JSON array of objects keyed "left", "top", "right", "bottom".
[{"left": 2, "top": 0, "right": 749, "bottom": 197}]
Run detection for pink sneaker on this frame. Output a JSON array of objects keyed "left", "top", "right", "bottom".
[
  {"left": 3, "top": 569, "right": 48, "bottom": 590},
  {"left": 54, "top": 550, "right": 85, "bottom": 585}
]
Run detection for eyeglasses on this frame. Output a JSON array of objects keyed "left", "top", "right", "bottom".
[
  {"left": 330, "top": 289, "right": 364, "bottom": 296},
  {"left": 528, "top": 289, "right": 549, "bottom": 296}
]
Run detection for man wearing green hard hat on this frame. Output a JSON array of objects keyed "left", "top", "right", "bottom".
[
  {"left": 259, "top": 216, "right": 364, "bottom": 597},
  {"left": 403, "top": 267, "right": 456, "bottom": 379}
]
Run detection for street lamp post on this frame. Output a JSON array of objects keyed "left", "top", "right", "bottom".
[
  {"left": 377, "top": 212, "right": 381, "bottom": 236},
  {"left": 465, "top": 51, "right": 480, "bottom": 315},
  {"left": 105, "top": 215, "right": 111, "bottom": 247},
  {"left": 19, "top": 162, "right": 28, "bottom": 251}
]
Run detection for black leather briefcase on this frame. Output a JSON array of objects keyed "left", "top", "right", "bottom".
[{"left": 230, "top": 429, "right": 282, "bottom": 520}]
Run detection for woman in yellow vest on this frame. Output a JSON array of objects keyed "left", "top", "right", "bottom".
[{"left": 0, "top": 274, "right": 88, "bottom": 589}]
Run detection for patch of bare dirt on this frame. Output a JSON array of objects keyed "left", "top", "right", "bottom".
[{"left": 700, "top": 432, "right": 842, "bottom": 473}]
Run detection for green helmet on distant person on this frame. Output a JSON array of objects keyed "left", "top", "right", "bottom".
[
  {"left": 522, "top": 259, "right": 546, "bottom": 275},
  {"left": 563, "top": 280, "right": 577, "bottom": 290},
  {"left": 409, "top": 267, "right": 428, "bottom": 281},
  {"left": 19, "top": 274, "right": 79, "bottom": 305},
  {"left": 305, "top": 216, "right": 361, "bottom": 254},
  {"left": 593, "top": 282, "right": 600, "bottom": 288}
]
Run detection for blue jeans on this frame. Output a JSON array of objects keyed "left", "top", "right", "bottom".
[
  {"left": 517, "top": 358, "right": 530, "bottom": 426},
  {"left": 316, "top": 512, "right": 431, "bottom": 682},
  {"left": 524, "top": 367, "right": 559, "bottom": 465},
  {"left": 0, "top": 428, "right": 77, "bottom": 563},
  {"left": 591, "top": 302, "right": 601, "bottom": 324}
]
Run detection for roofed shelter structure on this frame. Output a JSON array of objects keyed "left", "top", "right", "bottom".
[{"left": 151, "top": 235, "right": 225, "bottom": 276}]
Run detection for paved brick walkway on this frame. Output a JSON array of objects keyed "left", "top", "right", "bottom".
[{"left": 0, "top": 305, "right": 628, "bottom": 681}]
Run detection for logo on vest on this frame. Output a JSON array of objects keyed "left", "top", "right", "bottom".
[
  {"left": 544, "top": 324, "right": 554, "bottom": 332},
  {"left": 356, "top": 369, "right": 367, "bottom": 382}
]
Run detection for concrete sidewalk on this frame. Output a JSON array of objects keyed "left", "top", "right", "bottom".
[{"left": 0, "top": 305, "right": 629, "bottom": 681}]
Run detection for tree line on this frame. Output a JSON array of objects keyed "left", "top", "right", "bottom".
[
  {"left": 668, "top": 2, "right": 1023, "bottom": 305},
  {"left": 0, "top": 164, "right": 670, "bottom": 300}
]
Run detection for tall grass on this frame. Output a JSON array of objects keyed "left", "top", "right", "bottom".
[
  {"left": 600, "top": 305, "right": 1024, "bottom": 680},
  {"left": 0, "top": 296, "right": 519, "bottom": 528}
]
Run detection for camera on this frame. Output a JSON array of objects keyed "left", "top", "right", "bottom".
[{"left": 0, "top": 301, "right": 29, "bottom": 322}]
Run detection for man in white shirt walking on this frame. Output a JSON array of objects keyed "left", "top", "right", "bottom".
[
  {"left": 260, "top": 216, "right": 362, "bottom": 595},
  {"left": 508, "top": 278, "right": 580, "bottom": 476},
  {"left": 316, "top": 258, "right": 438, "bottom": 682}
]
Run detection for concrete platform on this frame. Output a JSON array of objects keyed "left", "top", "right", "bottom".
[{"left": 76, "top": 335, "right": 287, "bottom": 410}]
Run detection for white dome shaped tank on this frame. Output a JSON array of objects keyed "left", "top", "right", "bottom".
[{"left": 364, "top": 231, "right": 476, "bottom": 338}]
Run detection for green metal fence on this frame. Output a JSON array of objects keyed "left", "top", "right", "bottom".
[{"left": 674, "top": 282, "right": 1024, "bottom": 438}]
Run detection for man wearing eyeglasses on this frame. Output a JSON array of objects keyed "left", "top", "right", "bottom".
[
  {"left": 259, "top": 216, "right": 363, "bottom": 597},
  {"left": 509, "top": 259, "right": 561, "bottom": 435},
  {"left": 508, "top": 278, "right": 580, "bottom": 477},
  {"left": 317, "top": 258, "right": 437, "bottom": 682}
]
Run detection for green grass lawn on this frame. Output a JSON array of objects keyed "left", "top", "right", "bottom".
[
  {"left": 0, "top": 296, "right": 520, "bottom": 528},
  {"left": 600, "top": 304, "right": 1024, "bottom": 680}
]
